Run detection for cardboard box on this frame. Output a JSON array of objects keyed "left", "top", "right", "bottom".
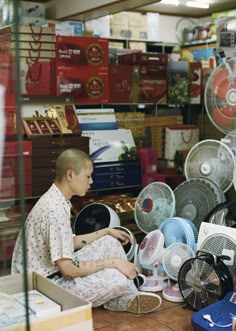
[
  {"left": 138, "top": 64, "right": 168, "bottom": 104},
  {"left": 56, "top": 67, "right": 109, "bottom": 104},
  {"left": 56, "top": 36, "right": 109, "bottom": 69},
  {"left": 189, "top": 62, "right": 202, "bottom": 104},
  {"left": 109, "top": 64, "right": 140, "bottom": 103},
  {"left": 20, "top": 1, "right": 46, "bottom": 18},
  {"left": 82, "top": 129, "right": 136, "bottom": 163},
  {"left": 0, "top": 272, "right": 93, "bottom": 331},
  {"left": 118, "top": 53, "right": 167, "bottom": 66}
]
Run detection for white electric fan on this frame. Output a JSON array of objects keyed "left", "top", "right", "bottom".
[
  {"left": 162, "top": 243, "right": 195, "bottom": 302},
  {"left": 134, "top": 182, "right": 175, "bottom": 234},
  {"left": 184, "top": 139, "right": 236, "bottom": 193},
  {"left": 137, "top": 229, "right": 168, "bottom": 292},
  {"left": 204, "top": 57, "right": 236, "bottom": 135},
  {"left": 174, "top": 177, "right": 225, "bottom": 230},
  {"left": 133, "top": 182, "right": 176, "bottom": 291},
  {"left": 73, "top": 203, "right": 120, "bottom": 235}
]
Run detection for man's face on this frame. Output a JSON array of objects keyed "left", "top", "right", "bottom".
[{"left": 71, "top": 161, "right": 93, "bottom": 197}]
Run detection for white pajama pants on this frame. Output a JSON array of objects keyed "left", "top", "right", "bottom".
[{"left": 55, "top": 235, "right": 138, "bottom": 311}]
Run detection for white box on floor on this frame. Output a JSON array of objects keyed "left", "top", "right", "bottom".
[
  {"left": 13, "top": 290, "right": 61, "bottom": 319},
  {"left": 0, "top": 272, "right": 93, "bottom": 331}
]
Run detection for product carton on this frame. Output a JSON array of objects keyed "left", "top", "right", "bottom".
[{"left": 0, "top": 272, "right": 93, "bottom": 331}]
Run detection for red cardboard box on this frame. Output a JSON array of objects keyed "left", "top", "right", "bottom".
[
  {"left": 109, "top": 64, "right": 140, "bottom": 103},
  {"left": 20, "top": 58, "right": 55, "bottom": 96},
  {"left": 189, "top": 62, "right": 202, "bottom": 104},
  {"left": 138, "top": 64, "right": 167, "bottom": 104},
  {"left": 56, "top": 67, "right": 109, "bottom": 104},
  {"left": 118, "top": 52, "right": 168, "bottom": 66},
  {"left": 56, "top": 35, "right": 109, "bottom": 69}
]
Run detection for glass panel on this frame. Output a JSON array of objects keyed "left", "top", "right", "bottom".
[{"left": 0, "top": 1, "right": 30, "bottom": 330}]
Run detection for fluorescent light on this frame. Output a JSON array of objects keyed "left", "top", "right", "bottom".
[
  {"left": 161, "top": 0, "right": 180, "bottom": 6},
  {"left": 186, "top": 1, "right": 209, "bottom": 8}
]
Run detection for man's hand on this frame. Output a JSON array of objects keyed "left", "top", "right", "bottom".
[{"left": 107, "top": 228, "right": 132, "bottom": 246}]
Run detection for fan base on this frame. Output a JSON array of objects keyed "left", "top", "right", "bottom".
[
  {"left": 140, "top": 276, "right": 168, "bottom": 292},
  {"left": 162, "top": 283, "right": 184, "bottom": 303}
]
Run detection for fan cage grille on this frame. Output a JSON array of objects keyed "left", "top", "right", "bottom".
[
  {"left": 178, "top": 258, "right": 223, "bottom": 311},
  {"left": 200, "top": 234, "right": 236, "bottom": 288}
]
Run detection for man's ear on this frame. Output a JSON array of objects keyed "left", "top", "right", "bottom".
[{"left": 65, "top": 168, "right": 73, "bottom": 181}]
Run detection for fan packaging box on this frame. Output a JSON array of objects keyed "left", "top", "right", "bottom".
[
  {"left": 82, "top": 129, "right": 137, "bottom": 163},
  {"left": 0, "top": 272, "right": 93, "bottom": 331}
]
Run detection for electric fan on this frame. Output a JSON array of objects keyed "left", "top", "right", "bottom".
[
  {"left": 204, "top": 201, "right": 236, "bottom": 228},
  {"left": 221, "top": 129, "right": 236, "bottom": 159},
  {"left": 204, "top": 57, "right": 236, "bottom": 135},
  {"left": 159, "top": 217, "right": 198, "bottom": 252},
  {"left": 112, "top": 225, "right": 137, "bottom": 261},
  {"left": 134, "top": 182, "right": 175, "bottom": 234},
  {"left": 184, "top": 139, "right": 235, "bottom": 193},
  {"left": 175, "top": 18, "right": 197, "bottom": 45},
  {"left": 197, "top": 222, "right": 236, "bottom": 289},
  {"left": 162, "top": 243, "right": 195, "bottom": 303},
  {"left": 178, "top": 250, "right": 233, "bottom": 311},
  {"left": 137, "top": 229, "right": 168, "bottom": 292},
  {"left": 174, "top": 178, "right": 225, "bottom": 230},
  {"left": 73, "top": 203, "right": 120, "bottom": 235}
]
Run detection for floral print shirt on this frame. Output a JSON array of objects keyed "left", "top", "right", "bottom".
[{"left": 11, "top": 183, "right": 74, "bottom": 277}]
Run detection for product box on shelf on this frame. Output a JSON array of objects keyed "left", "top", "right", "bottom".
[
  {"left": 109, "top": 64, "right": 140, "bottom": 103},
  {"left": 0, "top": 272, "right": 93, "bottom": 331},
  {"left": 115, "top": 112, "right": 145, "bottom": 143},
  {"left": 20, "top": 1, "right": 46, "bottom": 18},
  {"left": 55, "top": 21, "right": 84, "bottom": 37},
  {"left": 82, "top": 129, "right": 136, "bottom": 163},
  {"left": 189, "top": 61, "right": 202, "bottom": 104},
  {"left": 118, "top": 53, "right": 168, "bottom": 66},
  {"left": 167, "top": 61, "right": 190, "bottom": 105},
  {"left": 91, "top": 161, "right": 142, "bottom": 190},
  {"left": 56, "top": 67, "right": 109, "bottom": 104},
  {"left": 55, "top": 35, "right": 109, "bottom": 69},
  {"left": 76, "top": 109, "right": 117, "bottom": 131},
  {"left": 138, "top": 63, "right": 168, "bottom": 104},
  {"left": 110, "top": 11, "right": 131, "bottom": 39}
]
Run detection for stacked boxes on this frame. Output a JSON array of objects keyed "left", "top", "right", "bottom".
[
  {"left": 0, "top": 25, "right": 56, "bottom": 96},
  {"left": 55, "top": 35, "right": 109, "bottom": 103},
  {"left": 144, "top": 114, "right": 183, "bottom": 157}
]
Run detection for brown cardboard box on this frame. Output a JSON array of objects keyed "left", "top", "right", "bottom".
[{"left": 0, "top": 272, "right": 93, "bottom": 331}]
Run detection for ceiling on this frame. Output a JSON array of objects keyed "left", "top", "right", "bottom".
[
  {"left": 25, "top": 0, "right": 236, "bottom": 20},
  {"left": 137, "top": 0, "right": 236, "bottom": 18}
]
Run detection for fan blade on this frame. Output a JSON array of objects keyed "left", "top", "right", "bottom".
[{"left": 212, "top": 106, "right": 234, "bottom": 127}]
